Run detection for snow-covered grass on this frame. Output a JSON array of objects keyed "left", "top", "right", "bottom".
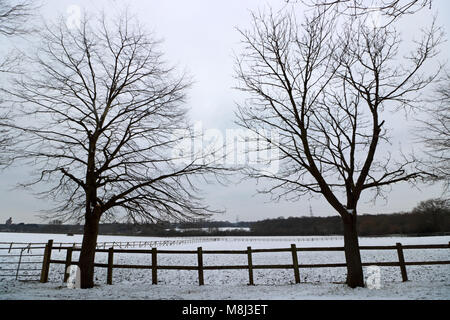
[
  {"left": 2, "top": 279, "right": 449, "bottom": 300},
  {"left": 0, "top": 233, "right": 449, "bottom": 299}
]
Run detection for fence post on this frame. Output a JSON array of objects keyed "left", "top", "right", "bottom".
[
  {"left": 152, "top": 247, "right": 158, "bottom": 285},
  {"left": 197, "top": 247, "right": 204, "bottom": 286},
  {"left": 40, "top": 239, "right": 53, "bottom": 283},
  {"left": 107, "top": 247, "right": 114, "bottom": 285},
  {"left": 63, "top": 245, "right": 74, "bottom": 282},
  {"left": 247, "top": 246, "right": 254, "bottom": 285},
  {"left": 15, "top": 249, "right": 24, "bottom": 280},
  {"left": 291, "top": 244, "right": 300, "bottom": 284},
  {"left": 396, "top": 243, "right": 408, "bottom": 282}
]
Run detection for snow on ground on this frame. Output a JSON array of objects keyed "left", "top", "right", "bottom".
[
  {"left": 1, "top": 280, "right": 449, "bottom": 300},
  {"left": 0, "top": 233, "right": 449, "bottom": 299}
]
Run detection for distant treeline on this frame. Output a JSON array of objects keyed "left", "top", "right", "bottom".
[
  {"left": 1, "top": 209, "right": 449, "bottom": 237},
  {"left": 249, "top": 211, "right": 450, "bottom": 236}
]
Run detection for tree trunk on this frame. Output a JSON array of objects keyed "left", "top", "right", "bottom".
[
  {"left": 342, "top": 214, "right": 364, "bottom": 288},
  {"left": 79, "top": 214, "right": 100, "bottom": 289}
]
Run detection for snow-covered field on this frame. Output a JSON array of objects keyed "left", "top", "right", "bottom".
[{"left": 0, "top": 233, "right": 449, "bottom": 299}]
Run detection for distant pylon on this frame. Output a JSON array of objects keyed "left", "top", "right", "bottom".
[{"left": 309, "top": 204, "right": 314, "bottom": 217}]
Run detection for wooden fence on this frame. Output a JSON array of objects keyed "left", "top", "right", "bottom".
[
  {"left": 0, "top": 239, "right": 211, "bottom": 251},
  {"left": 40, "top": 240, "right": 450, "bottom": 285},
  {"left": 0, "top": 239, "right": 210, "bottom": 282}
]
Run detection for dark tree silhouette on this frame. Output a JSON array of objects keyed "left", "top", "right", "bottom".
[
  {"left": 300, "top": 0, "right": 432, "bottom": 23},
  {"left": 234, "top": 8, "right": 442, "bottom": 287},
  {"left": 417, "top": 72, "right": 450, "bottom": 192},
  {"left": 0, "top": 1, "right": 38, "bottom": 165},
  {"left": 0, "top": 112, "right": 10, "bottom": 166},
  {"left": 412, "top": 198, "right": 449, "bottom": 215},
  {"left": 0, "top": 0, "right": 38, "bottom": 72},
  {"left": 3, "top": 12, "right": 225, "bottom": 288},
  {"left": 0, "top": 0, "right": 36, "bottom": 36}
]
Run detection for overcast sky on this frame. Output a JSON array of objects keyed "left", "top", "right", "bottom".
[{"left": 0, "top": 0, "right": 449, "bottom": 224}]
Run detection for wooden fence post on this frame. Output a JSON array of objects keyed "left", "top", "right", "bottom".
[
  {"left": 291, "top": 244, "right": 300, "bottom": 284},
  {"left": 197, "top": 247, "right": 204, "bottom": 286},
  {"left": 247, "top": 246, "right": 254, "bottom": 285},
  {"left": 40, "top": 239, "right": 53, "bottom": 283},
  {"left": 107, "top": 247, "right": 114, "bottom": 285},
  {"left": 63, "top": 245, "right": 74, "bottom": 282},
  {"left": 152, "top": 247, "right": 158, "bottom": 285},
  {"left": 396, "top": 243, "right": 408, "bottom": 282},
  {"left": 15, "top": 249, "right": 24, "bottom": 280}
]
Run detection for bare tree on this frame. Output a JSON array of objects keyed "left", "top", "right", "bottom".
[
  {"left": 0, "top": 112, "right": 11, "bottom": 166},
  {"left": 0, "top": 0, "right": 36, "bottom": 36},
  {"left": 412, "top": 198, "right": 449, "bottom": 214},
  {"left": 299, "top": 0, "right": 432, "bottom": 23},
  {"left": 3, "top": 12, "right": 225, "bottom": 288},
  {"left": 0, "top": 1, "right": 38, "bottom": 166},
  {"left": 235, "top": 8, "right": 442, "bottom": 287},
  {"left": 0, "top": 0, "right": 38, "bottom": 72},
  {"left": 417, "top": 72, "right": 450, "bottom": 192}
]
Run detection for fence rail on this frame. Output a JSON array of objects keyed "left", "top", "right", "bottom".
[
  {"left": 0, "top": 238, "right": 212, "bottom": 251},
  {"left": 0, "top": 239, "right": 206, "bottom": 281},
  {"left": 0, "top": 236, "right": 345, "bottom": 252},
  {"left": 40, "top": 240, "right": 450, "bottom": 285}
]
